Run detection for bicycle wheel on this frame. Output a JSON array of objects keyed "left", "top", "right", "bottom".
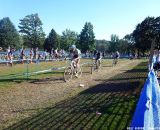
[{"left": 64, "top": 66, "right": 73, "bottom": 82}]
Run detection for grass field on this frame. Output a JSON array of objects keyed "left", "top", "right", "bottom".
[
  {"left": 0, "top": 58, "right": 94, "bottom": 88},
  {"left": 2, "top": 59, "right": 148, "bottom": 130}
]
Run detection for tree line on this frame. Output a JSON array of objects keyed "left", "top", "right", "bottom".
[
  {"left": 0, "top": 13, "right": 160, "bottom": 55},
  {"left": 0, "top": 13, "right": 95, "bottom": 54},
  {"left": 96, "top": 16, "right": 160, "bottom": 56}
]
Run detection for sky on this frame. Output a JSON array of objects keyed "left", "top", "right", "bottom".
[{"left": 0, "top": 0, "right": 160, "bottom": 40}]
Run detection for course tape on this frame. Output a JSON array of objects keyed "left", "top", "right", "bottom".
[
  {"left": 0, "top": 61, "right": 92, "bottom": 79},
  {"left": 0, "top": 58, "right": 68, "bottom": 64},
  {"left": 24, "top": 62, "right": 92, "bottom": 76}
]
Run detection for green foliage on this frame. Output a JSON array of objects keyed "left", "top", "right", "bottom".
[
  {"left": 44, "top": 29, "right": 59, "bottom": 52},
  {"left": 18, "top": 13, "right": 45, "bottom": 49},
  {"left": 79, "top": 22, "right": 95, "bottom": 52},
  {"left": 133, "top": 16, "right": 160, "bottom": 53},
  {"left": 123, "top": 34, "right": 135, "bottom": 54},
  {"left": 106, "top": 34, "right": 135, "bottom": 54},
  {"left": 108, "top": 34, "right": 119, "bottom": 53},
  {"left": 0, "top": 17, "right": 20, "bottom": 49},
  {"left": 61, "top": 29, "right": 78, "bottom": 50},
  {"left": 96, "top": 40, "right": 109, "bottom": 52}
]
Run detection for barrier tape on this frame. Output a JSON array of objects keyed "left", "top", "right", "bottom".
[{"left": 0, "top": 60, "right": 93, "bottom": 79}]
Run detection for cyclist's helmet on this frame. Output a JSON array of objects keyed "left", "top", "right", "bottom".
[{"left": 70, "top": 44, "right": 76, "bottom": 50}]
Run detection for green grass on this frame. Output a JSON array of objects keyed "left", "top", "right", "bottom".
[
  {"left": 0, "top": 59, "right": 93, "bottom": 88},
  {"left": 5, "top": 60, "right": 148, "bottom": 130},
  {"left": 0, "top": 58, "right": 129, "bottom": 88}
]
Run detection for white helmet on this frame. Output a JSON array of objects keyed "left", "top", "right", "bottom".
[{"left": 70, "top": 44, "right": 76, "bottom": 49}]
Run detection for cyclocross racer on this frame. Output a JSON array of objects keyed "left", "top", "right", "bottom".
[
  {"left": 93, "top": 50, "right": 102, "bottom": 69},
  {"left": 95, "top": 51, "right": 102, "bottom": 62},
  {"left": 69, "top": 44, "right": 81, "bottom": 70}
]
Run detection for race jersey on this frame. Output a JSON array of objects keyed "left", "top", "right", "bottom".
[
  {"left": 95, "top": 52, "right": 102, "bottom": 60},
  {"left": 115, "top": 52, "right": 120, "bottom": 58},
  {"left": 72, "top": 49, "right": 81, "bottom": 59}
]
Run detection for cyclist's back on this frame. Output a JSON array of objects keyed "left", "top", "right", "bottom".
[
  {"left": 72, "top": 48, "right": 81, "bottom": 59},
  {"left": 112, "top": 51, "right": 120, "bottom": 66},
  {"left": 95, "top": 51, "right": 102, "bottom": 60},
  {"left": 69, "top": 45, "right": 81, "bottom": 67},
  {"left": 115, "top": 51, "right": 120, "bottom": 59}
]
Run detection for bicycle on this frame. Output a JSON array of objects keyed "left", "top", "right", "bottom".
[
  {"left": 63, "top": 60, "right": 82, "bottom": 82},
  {"left": 91, "top": 58, "right": 102, "bottom": 74},
  {"left": 112, "top": 58, "right": 118, "bottom": 66}
]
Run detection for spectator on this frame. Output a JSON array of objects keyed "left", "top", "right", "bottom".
[
  {"left": 30, "top": 48, "right": 34, "bottom": 63},
  {"left": 20, "top": 48, "right": 25, "bottom": 64}
]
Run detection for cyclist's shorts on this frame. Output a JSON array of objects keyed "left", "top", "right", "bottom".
[
  {"left": 96, "top": 57, "right": 101, "bottom": 61},
  {"left": 74, "top": 54, "right": 79, "bottom": 59}
]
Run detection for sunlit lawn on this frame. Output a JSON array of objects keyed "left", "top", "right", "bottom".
[
  {"left": 0, "top": 58, "right": 145, "bottom": 88},
  {"left": 0, "top": 58, "right": 93, "bottom": 87}
]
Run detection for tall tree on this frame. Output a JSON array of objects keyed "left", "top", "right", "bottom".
[
  {"left": 61, "top": 29, "right": 78, "bottom": 50},
  {"left": 108, "top": 34, "right": 119, "bottom": 53},
  {"left": 79, "top": 22, "right": 95, "bottom": 52},
  {"left": 123, "top": 34, "right": 135, "bottom": 53},
  {"left": 132, "top": 16, "right": 160, "bottom": 55},
  {"left": 0, "top": 17, "right": 20, "bottom": 49},
  {"left": 44, "top": 29, "right": 59, "bottom": 53},
  {"left": 18, "top": 13, "right": 45, "bottom": 49},
  {"left": 96, "top": 40, "right": 109, "bottom": 52}
]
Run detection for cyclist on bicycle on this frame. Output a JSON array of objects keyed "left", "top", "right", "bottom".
[
  {"left": 113, "top": 51, "right": 120, "bottom": 66},
  {"left": 95, "top": 51, "right": 102, "bottom": 61},
  {"left": 69, "top": 44, "right": 81, "bottom": 69},
  {"left": 95, "top": 50, "right": 102, "bottom": 69},
  {"left": 115, "top": 51, "right": 120, "bottom": 59}
]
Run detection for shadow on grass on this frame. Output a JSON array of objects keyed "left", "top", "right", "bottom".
[
  {"left": 0, "top": 71, "right": 64, "bottom": 84},
  {"left": 5, "top": 61, "right": 147, "bottom": 130},
  {"left": 95, "top": 62, "right": 147, "bottom": 83}
]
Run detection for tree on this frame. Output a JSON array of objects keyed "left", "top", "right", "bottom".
[
  {"left": 18, "top": 13, "right": 45, "bottom": 49},
  {"left": 0, "top": 17, "right": 20, "bottom": 49},
  {"left": 61, "top": 29, "right": 78, "bottom": 50},
  {"left": 123, "top": 34, "right": 135, "bottom": 54},
  {"left": 44, "top": 29, "right": 60, "bottom": 53},
  {"left": 79, "top": 22, "right": 95, "bottom": 52},
  {"left": 132, "top": 16, "right": 160, "bottom": 55},
  {"left": 108, "top": 34, "right": 119, "bottom": 53},
  {"left": 96, "top": 40, "right": 109, "bottom": 53}
]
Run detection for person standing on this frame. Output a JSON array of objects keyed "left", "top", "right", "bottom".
[
  {"left": 30, "top": 48, "right": 34, "bottom": 63},
  {"left": 20, "top": 48, "right": 25, "bottom": 64}
]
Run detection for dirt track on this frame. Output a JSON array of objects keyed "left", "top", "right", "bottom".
[{"left": 0, "top": 59, "right": 144, "bottom": 129}]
